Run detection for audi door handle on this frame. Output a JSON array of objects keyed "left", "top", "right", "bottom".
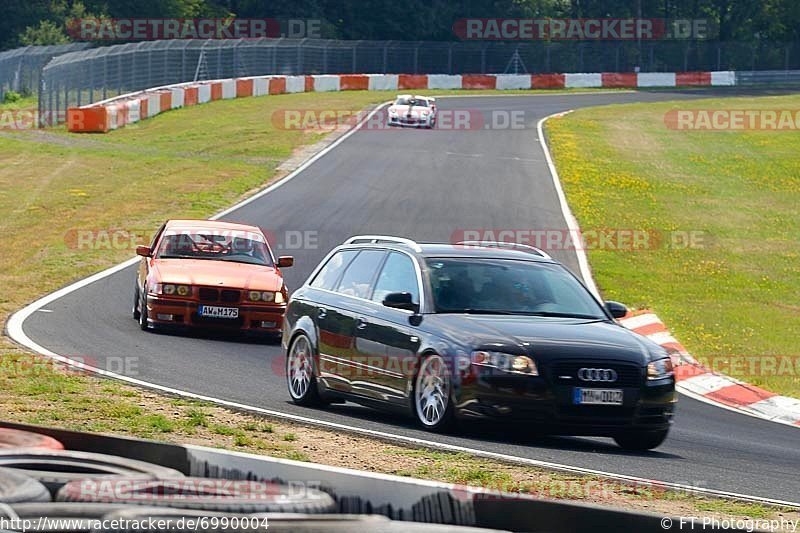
[
  {"left": 355, "top": 318, "right": 368, "bottom": 330},
  {"left": 318, "top": 308, "right": 327, "bottom": 319}
]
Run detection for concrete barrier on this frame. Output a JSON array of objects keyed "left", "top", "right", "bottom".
[{"left": 67, "top": 71, "right": 738, "bottom": 133}]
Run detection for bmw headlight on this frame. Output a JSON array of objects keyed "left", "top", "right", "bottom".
[
  {"left": 647, "top": 357, "right": 674, "bottom": 380},
  {"left": 248, "top": 291, "right": 285, "bottom": 304},
  {"left": 151, "top": 283, "right": 191, "bottom": 296},
  {"left": 471, "top": 351, "right": 538, "bottom": 376}
]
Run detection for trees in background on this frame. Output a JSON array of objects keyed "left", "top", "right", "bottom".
[{"left": 2, "top": 0, "right": 798, "bottom": 50}]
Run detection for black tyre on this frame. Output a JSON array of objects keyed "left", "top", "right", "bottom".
[
  {"left": 132, "top": 285, "right": 141, "bottom": 320},
  {"left": 0, "top": 467, "right": 50, "bottom": 503},
  {"left": 138, "top": 286, "right": 149, "bottom": 331},
  {"left": 613, "top": 429, "right": 670, "bottom": 451},
  {"left": 0, "top": 428, "right": 63, "bottom": 451},
  {"left": 0, "top": 449, "right": 183, "bottom": 495},
  {"left": 286, "top": 334, "right": 324, "bottom": 407},
  {"left": 58, "top": 477, "right": 336, "bottom": 514},
  {"left": 413, "top": 354, "right": 455, "bottom": 432}
]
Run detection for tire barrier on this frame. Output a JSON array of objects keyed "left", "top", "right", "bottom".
[
  {"left": 0, "top": 450, "right": 184, "bottom": 495},
  {"left": 0, "top": 428, "right": 64, "bottom": 451}
]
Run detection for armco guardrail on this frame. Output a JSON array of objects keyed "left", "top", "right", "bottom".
[
  {"left": 66, "top": 71, "right": 736, "bottom": 133},
  {"left": 0, "top": 421, "right": 755, "bottom": 531}
]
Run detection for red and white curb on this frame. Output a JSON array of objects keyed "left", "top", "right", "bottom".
[
  {"left": 619, "top": 311, "right": 800, "bottom": 427},
  {"left": 66, "top": 70, "right": 736, "bottom": 133}
]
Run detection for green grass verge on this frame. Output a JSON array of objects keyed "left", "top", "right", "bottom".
[{"left": 547, "top": 94, "right": 800, "bottom": 397}]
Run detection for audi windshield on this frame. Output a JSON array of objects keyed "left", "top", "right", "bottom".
[{"left": 426, "top": 258, "right": 607, "bottom": 318}]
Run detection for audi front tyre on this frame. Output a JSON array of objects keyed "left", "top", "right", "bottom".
[
  {"left": 413, "top": 354, "right": 455, "bottom": 432},
  {"left": 613, "top": 428, "right": 670, "bottom": 451},
  {"left": 286, "top": 334, "right": 325, "bottom": 407}
]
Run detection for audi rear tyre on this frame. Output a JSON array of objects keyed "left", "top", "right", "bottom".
[
  {"left": 613, "top": 429, "right": 669, "bottom": 451},
  {"left": 413, "top": 354, "right": 455, "bottom": 432},
  {"left": 286, "top": 334, "right": 324, "bottom": 407}
]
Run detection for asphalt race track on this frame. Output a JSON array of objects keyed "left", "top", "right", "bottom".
[{"left": 20, "top": 91, "right": 799, "bottom": 504}]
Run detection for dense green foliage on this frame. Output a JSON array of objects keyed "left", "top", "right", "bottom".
[{"left": 2, "top": 0, "right": 798, "bottom": 49}]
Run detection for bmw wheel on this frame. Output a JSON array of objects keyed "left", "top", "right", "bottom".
[
  {"left": 613, "top": 428, "right": 669, "bottom": 451},
  {"left": 287, "top": 334, "right": 324, "bottom": 406},
  {"left": 138, "top": 286, "right": 150, "bottom": 331},
  {"left": 132, "top": 286, "right": 141, "bottom": 320},
  {"left": 413, "top": 353, "right": 454, "bottom": 431}
]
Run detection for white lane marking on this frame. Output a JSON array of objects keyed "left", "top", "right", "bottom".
[
  {"left": 6, "top": 96, "right": 798, "bottom": 507},
  {"left": 37, "top": 309, "right": 54, "bottom": 313},
  {"left": 536, "top": 111, "right": 600, "bottom": 298}
]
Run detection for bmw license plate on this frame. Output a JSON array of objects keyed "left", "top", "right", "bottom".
[
  {"left": 574, "top": 388, "right": 623, "bottom": 405},
  {"left": 198, "top": 305, "right": 239, "bottom": 319}
]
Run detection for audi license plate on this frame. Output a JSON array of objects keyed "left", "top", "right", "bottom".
[
  {"left": 574, "top": 388, "right": 623, "bottom": 405},
  {"left": 198, "top": 305, "right": 239, "bottom": 319}
]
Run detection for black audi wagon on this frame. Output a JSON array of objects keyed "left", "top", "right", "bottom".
[{"left": 282, "top": 236, "right": 676, "bottom": 450}]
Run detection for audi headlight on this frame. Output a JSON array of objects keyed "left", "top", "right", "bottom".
[
  {"left": 647, "top": 357, "right": 674, "bottom": 380},
  {"left": 471, "top": 351, "right": 538, "bottom": 376}
]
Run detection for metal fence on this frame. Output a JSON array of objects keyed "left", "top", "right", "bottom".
[
  {"left": 0, "top": 43, "right": 90, "bottom": 101},
  {"left": 31, "top": 38, "right": 800, "bottom": 125}
]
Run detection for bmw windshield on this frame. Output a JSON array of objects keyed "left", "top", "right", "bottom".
[
  {"left": 156, "top": 230, "right": 273, "bottom": 266},
  {"left": 426, "top": 258, "right": 607, "bottom": 318}
]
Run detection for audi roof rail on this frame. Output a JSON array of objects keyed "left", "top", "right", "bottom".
[
  {"left": 343, "top": 235, "right": 423, "bottom": 252},
  {"left": 454, "top": 240, "right": 551, "bottom": 259}
]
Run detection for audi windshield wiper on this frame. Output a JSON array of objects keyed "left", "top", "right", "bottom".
[
  {"left": 522, "top": 311, "right": 604, "bottom": 319},
  {"left": 437, "top": 309, "right": 515, "bottom": 315}
]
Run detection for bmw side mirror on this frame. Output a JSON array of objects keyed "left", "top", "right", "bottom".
[
  {"left": 136, "top": 245, "right": 151, "bottom": 257},
  {"left": 383, "top": 292, "right": 419, "bottom": 313},
  {"left": 277, "top": 256, "right": 294, "bottom": 268},
  {"left": 605, "top": 300, "right": 628, "bottom": 319}
]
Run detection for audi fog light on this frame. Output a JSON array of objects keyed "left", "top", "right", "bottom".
[{"left": 647, "top": 357, "right": 674, "bottom": 380}]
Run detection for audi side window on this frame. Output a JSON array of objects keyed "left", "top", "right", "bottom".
[
  {"left": 335, "top": 250, "right": 386, "bottom": 299},
  {"left": 371, "top": 252, "right": 419, "bottom": 305},
  {"left": 310, "top": 250, "right": 358, "bottom": 290}
]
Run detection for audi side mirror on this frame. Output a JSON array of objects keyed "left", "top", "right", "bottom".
[
  {"left": 605, "top": 300, "right": 628, "bottom": 319},
  {"left": 383, "top": 292, "right": 419, "bottom": 313}
]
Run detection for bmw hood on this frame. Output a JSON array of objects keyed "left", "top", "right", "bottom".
[
  {"left": 425, "top": 315, "right": 663, "bottom": 365},
  {"left": 152, "top": 259, "right": 283, "bottom": 292}
]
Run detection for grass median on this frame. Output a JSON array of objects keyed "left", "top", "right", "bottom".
[
  {"left": 546, "top": 94, "right": 800, "bottom": 397},
  {"left": 0, "top": 89, "right": 796, "bottom": 521}
]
